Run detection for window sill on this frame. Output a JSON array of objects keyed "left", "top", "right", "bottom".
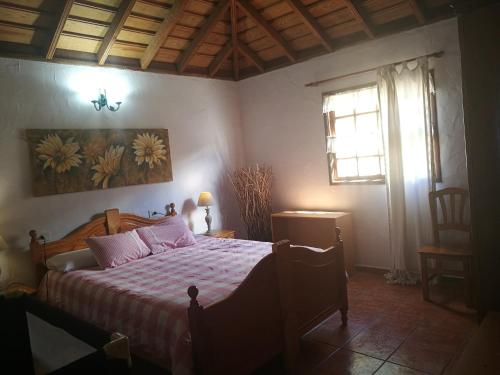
[{"left": 330, "top": 178, "right": 385, "bottom": 186}]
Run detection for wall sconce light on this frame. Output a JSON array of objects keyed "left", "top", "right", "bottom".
[{"left": 91, "top": 89, "right": 122, "bottom": 112}]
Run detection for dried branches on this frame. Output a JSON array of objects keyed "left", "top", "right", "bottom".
[{"left": 229, "top": 165, "right": 273, "bottom": 241}]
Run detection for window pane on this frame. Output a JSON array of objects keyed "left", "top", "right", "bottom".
[
  {"left": 337, "top": 158, "right": 358, "bottom": 177},
  {"left": 356, "top": 87, "right": 378, "bottom": 113},
  {"left": 325, "top": 92, "right": 355, "bottom": 117},
  {"left": 358, "top": 157, "right": 381, "bottom": 176},
  {"left": 336, "top": 137, "right": 356, "bottom": 158},
  {"left": 323, "top": 84, "right": 385, "bottom": 183},
  {"left": 356, "top": 134, "right": 379, "bottom": 156},
  {"left": 335, "top": 117, "right": 355, "bottom": 137},
  {"left": 356, "top": 113, "right": 382, "bottom": 155},
  {"left": 356, "top": 113, "right": 378, "bottom": 134}
]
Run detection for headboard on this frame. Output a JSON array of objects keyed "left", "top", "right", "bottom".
[{"left": 29, "top": 203, "right": 177, "bottom": 283}]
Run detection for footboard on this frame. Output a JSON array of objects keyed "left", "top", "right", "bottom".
[
  {"left": 273, "top": 227, "right": 348, "bottom": 371},
  {"left": 187, "top": 253, "right": 283, "bottom": 375}
]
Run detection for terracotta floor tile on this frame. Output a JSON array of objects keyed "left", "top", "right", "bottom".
[
  {"left": 388, "top": 341, "right": 453, "bottom": 374},
  {"left": 304, "top": 314, "right": 366, "bottom": 347},
  {"left": 375, "top": 362, "right": 428, "bottom": 374},
  {"left": 406, "top": 326, "right": 468, "bottom": 353},
  {"left": 346, "top": 327, "right": 407, "bottom": 360},
  {"left": 296, "top": 340, "right": 338, "bottom": 371},
  {"left": 253, "top": 270, "right": 478, "bottom": 375},
  {"left": 315, "top": 349, "right": 383, "bottom": 375}
]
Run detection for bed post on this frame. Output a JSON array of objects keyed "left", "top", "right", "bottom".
[
  {"left": 336, "top": 227, "right": 348, "bottom": 326},
  {"left": 167, "top": 203, "right": 177, "bottom": 216},
  {"left": 273, "top": 240, "right": 300, "bottom": 374},
  {"left": 187, "top": 286, "right": 212, "bottom": 374},
  {"left": 105, "top": 209, "right": 120, "bottom": 234},
  {"left": 29, "top": 229, "right": 45, "bottom": 285}
]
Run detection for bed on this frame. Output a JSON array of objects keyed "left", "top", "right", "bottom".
[{"left": 29, "top": 204, "right": 348, "bottom": 375}]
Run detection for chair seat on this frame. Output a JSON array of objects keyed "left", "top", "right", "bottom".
[{"left": 418, "top": 245, "right": 472, "bottom": 257}]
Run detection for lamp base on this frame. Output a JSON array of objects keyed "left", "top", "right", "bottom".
[{"left": 205, "top": 207, "right": 212, "bottom": 233}]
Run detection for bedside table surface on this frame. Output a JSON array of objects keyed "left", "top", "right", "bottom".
[{"left": 203, "top": 229, "right": 235, "bottom": 238}]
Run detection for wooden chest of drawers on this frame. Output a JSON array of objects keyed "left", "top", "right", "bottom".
[{"left": 271, "top": 211, "right": 355, "bottom": 272}]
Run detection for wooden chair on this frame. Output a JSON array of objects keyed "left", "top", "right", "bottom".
[{"left": 418, "top": 188, "right": 474, "bottom": 307}]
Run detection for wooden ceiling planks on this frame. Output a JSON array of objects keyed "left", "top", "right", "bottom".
[
  {"left": 0, "top": 0, "right": 456, "bottom": 80},
  {"left": 343, "top": 0, "right": 375, "bottom": 38},
  {"left": 237, "top": 0, "right": 297, "bottom": 61}
]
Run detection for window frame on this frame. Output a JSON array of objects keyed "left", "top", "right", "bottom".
[{"left": 322, "top": 83, "right": 386, "bottom": 185}]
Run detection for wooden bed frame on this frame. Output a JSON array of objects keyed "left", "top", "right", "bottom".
[{"left": 29, "top": 203, "right": 348, "bottom": 375}]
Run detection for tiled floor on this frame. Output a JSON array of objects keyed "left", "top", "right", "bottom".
[{"left": 255, "top": 270, "right": 477, "bottom": 375}]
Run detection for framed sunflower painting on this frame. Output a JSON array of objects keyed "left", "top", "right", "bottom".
[{"left": 26, "top": 129, "right": 173, "bottom": 196}]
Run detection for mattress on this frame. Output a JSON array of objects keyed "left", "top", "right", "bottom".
[{"left": 39, "top": 235, "right": 272, "bottom": 375}]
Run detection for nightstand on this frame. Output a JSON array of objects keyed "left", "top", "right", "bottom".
[
  {"left": 1, "top": 282, "right": 37, "bottom": 298},
  {"left": 203, "top": 230, "right": 235, "bottom": 239}
]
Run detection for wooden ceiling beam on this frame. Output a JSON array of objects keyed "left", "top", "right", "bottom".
[
  {"left": 140, "top": 0, "right": 189, "bottom": 70},
  {"left": 238, "top": 42, "right": 265, "bottom": 72},
  {"left": 177, "top": 0, "right": 229, "bottom": 73},
  {"left": 408, "top": 0, "right": 426, "bottom": 25},
  {"left": 283, "top": 0, "right": 333, "bottom": 52},
  {"left": 177, "top": 0, "right": 230, "bottom": 73},
  {"left": 208, "top": 41, "right": 232, "bottom": 77},
  {"left": 46, "top": 0, "right": 74, "bottom": 60},
  {"left": 344, "top": 1, "right": 375, "bottom": 39},
  {"left": 97, "top": 0, "right": 137, "bottom": 65},
  {"left": 230, "top": 0, "right": 239, "bottom": 80},
  {"left": 237, "top": 0, "right": 297, "bottom": 62}
]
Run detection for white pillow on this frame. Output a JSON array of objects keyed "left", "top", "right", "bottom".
[{"left": 46, "top": 248, "right": 98, "bottom": 272}]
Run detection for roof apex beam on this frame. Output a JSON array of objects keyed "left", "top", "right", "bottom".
[
  {"left": 284, "top": 0, "right": 333, "bottom": 52},
  {"left": 97, "top": 0, "right": 137, "bottom": 65},
  {"left": 177, "top": 0, "right": 230, "bottom": 73},
  {"left": 344, "top": 1, "right": 375, "bottom": 39},
  {"left": 46, "top": 0, "right": 74, "bottom": 60},
  {"left": 230, "top": 0, "right": 239, "bottom": 80},
  {"left": 141, "top": 0, "right": 189, "bottom": 70},
  {"left": 237, "top": 0, "right": 297, "bottom": 62}
]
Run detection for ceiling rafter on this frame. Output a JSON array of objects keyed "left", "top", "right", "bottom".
[
  {"left": 46, "top": 0, "right": 74, "bottom": 60},
  {"left": 140, "top": 0, "right": 189, "bottom": 69},
  {"left": 230, "top": 0, "right": 239, "bottom": 80},
  {"left": 408, "top": 0, "right": 426, "bottom": 25},
  {"left": 97, "top": 0, "right": 137, "bottom": 65},
  {"left": 208, "top": 41, "right": 232, "bottom": 77},
  {"left": 237, "top": 0, "right": 297, "bottom": 63},
  {"left": 344, "top": 1, "right": 375, "bottom": 39},
  {"left": 238, "top": 42, "right": 265, "bottom": 73},
  {"left": 177, "top": 0, "right": 230, "bottom": 73},
  {"left": 283, "top": 0, "right": 333, "bottom": 52}
]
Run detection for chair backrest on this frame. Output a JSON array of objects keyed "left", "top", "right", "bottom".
[{"left": 429, "top": 187, "right": 470, "bottom": 244}]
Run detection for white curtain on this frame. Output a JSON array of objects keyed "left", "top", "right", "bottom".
[{"left": 377, "top": 58, "right": 434, "bottom": 285}]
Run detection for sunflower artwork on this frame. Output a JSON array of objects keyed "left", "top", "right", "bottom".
[{"left": 26, "top": 129, "right": 173, "bottom": 196}]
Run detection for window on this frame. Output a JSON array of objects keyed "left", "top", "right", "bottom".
[{"left": 323, "top": 84, "right": 385, "bottom": 184}]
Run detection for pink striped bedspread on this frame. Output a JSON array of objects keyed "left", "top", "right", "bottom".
[{"left": 39, "top": 235, "right": 272, "bottom": 375}]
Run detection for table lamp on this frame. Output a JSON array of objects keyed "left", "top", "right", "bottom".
[{"left": 197, "top": 192, "right": 214, "bottom": 233}]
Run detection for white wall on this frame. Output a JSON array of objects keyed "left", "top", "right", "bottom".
[
  {"left": 0, "top": 59, "right": 245, "bottom": 286},
  {"left": 238, "top": 18, "right": 468, "bottom": 270},
  {"left": 0, "top": 18, "right": 469, "bottom": 286}
]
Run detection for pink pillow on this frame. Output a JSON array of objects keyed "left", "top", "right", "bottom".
[
  {"left": 86, "top": 230, "right": 151, "bottom": 269},
  {"left": 136, "top": 216, "right": 196, "bottom": 254}
]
